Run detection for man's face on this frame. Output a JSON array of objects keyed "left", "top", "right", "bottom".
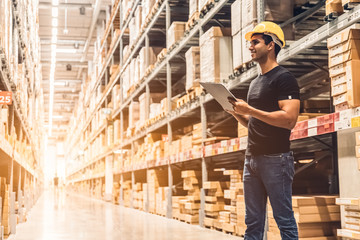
[{"left": 249, "top": 34, "right": 269, "bottom": 62}]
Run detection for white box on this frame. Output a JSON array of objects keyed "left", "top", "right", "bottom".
[
  {"left": 231, "top": 0, "right": 241, "bottom": 36},
  {"left": 307, "top": 118, "right": 318, "bottom": 128},
  {"left": 232, "top": 31, "right": 243, "bottom": 69},
  {"left": 308, "top": 127, "right": 317, "bottom": 137}
]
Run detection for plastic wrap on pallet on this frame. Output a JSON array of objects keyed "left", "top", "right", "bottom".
[
  {"left": 122, "top": 65, "right": 130, "bottom": 98},
  {"left": 149, "top": 103, "right": 161, "bottom": 119},
  {"left": 241, "top": 24, "right": 255, "bottom": 65},
  {"left": 167, "top": 22, "right": 186, "bottom": 47},
  {"left": 129, "top": 17, "right": 136, "bottom": 47},
  {"left": 232, "top": 31, "right": 243, "bottom": 70},
  {"left": 189, "top": 0, "right": 198, "bottom": 17},
  {"left": 139, "top": 47, "right": 158, "bottom": 79},
  {"left": 142, "top": 0, "right": 156, "bottom": 26},
  {"left": 231, "top": 0, "right": 241, "bottom": 36},
  {"left": 185, "top": 47, "right": 200, "bottom": 91},
  {"left": 200, "top": 27, "right": 233, "bottom": 83},
  {"left": 129, "top": 101, "right": 140, "bottom": 129},
  {"left": 135, "top": 6, "right": 142, "bottom": 36}
]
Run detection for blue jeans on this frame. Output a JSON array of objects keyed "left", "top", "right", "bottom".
[{"left": 243, "top": 152, "right": 298, "bottom": 240}]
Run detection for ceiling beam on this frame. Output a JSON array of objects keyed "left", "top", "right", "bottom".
[{"left": 38, "top": 2, "right": 93, "bottom": 9}]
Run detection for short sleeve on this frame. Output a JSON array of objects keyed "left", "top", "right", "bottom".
[{"left": 276, "top": 72, "right": 300, "bottom": 101}]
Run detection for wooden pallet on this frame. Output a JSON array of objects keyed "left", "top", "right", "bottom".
[
  {"left": 185, "top": 12, "right": 200, "bottom": 33},
  {"left": 200, "top": 0, "right": 216, "bottom": 17},
  {"left": 187, "top": 86, "right": 203, "bottom": 101},
  {"left": 176, "top": 94, "right": 189, "bottom": 108},
  {"left": 343, "top": 1, "right": 360, "bottom": 10},
  {"left": 156, "top": 48, "right": 167, "bottom": 62}
]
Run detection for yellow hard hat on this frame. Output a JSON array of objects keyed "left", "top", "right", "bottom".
[{"left": 245, "top": 21, "right": 285, "bottom": 48}]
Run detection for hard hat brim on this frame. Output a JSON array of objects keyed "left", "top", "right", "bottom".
[{"left": 244, "top": 31, "right": 285, "bottom": 48}]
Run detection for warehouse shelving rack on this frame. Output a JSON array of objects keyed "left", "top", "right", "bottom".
[
  {"left": 0, "top": 1, "right": 44, "bottom": 234},
  {"left": 65, "top": 0, "right": 360, "bottom": 233}
]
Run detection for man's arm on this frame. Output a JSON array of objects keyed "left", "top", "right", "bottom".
[
  {"left": 229, "top": 98, "right": 300, "bottom": 130},
  {"left": 227, "top": 110, "right": 249, "bottom": 128}
]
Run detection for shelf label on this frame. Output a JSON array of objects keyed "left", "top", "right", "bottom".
[{"left": 0, "top": 91, "right": 12, "bottom": 105}]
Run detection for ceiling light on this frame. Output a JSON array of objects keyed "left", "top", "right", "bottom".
[
  {"left": 52, "top": 28, "right": 58, "bottom": 35},
  {"left": 52, "top": 18, "right": 58, "bottom": 27},
  {"left": 52, "top": 7, "right": 58, "bottom": 17},
  {"left": 52, "top": 0, "right": 59, "bottom": 5},
  {"left": 74, "top": 42, "right": 79, "bottom": 49}
]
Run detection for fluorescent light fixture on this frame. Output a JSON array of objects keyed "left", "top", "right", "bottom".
[
  {"left": 52, "top": 7, "right": 58, "bottom": 17},
  {"left": 52, "top": 0, "right": 59, "bottom": 5},
  {"left": 52, "top": 28, "right": 58, "bottom": 35},
  {"left": 51, "top": 35, "right": 57, "bottom": 43},
  {"left": 56, "top": 49, "right": 77, "bottom": 53},
  {"left": 52, "top": 18, "right": 58, "bottom": 27}
]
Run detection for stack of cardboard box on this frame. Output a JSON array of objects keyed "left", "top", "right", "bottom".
[
  {"left": 328, "top": 27, "right": 360, "bottom": 111},
  {"left": 203, "top": 181, "right": 228, "bottom": 228},
  {"left": 223, "top": 170, "right": 243, "bottom": 234},
  {"left": 200, "top": 27, "right": 233, "bottom": 84},
  {"left": 156, "top": 187, "right": 168, "bottom": 216},
  {"left": 167, "top": 22, "right": 186, "bottom": 48},
  {"left": 147, "top": 169, "right": 168, "bottom": 213},
  {"left": 133, "top": 183, "right": 143, "bottom": 210},
  {"left": 356, "top": 131, "right": 360, "bottom": 170},
  {"left": 268, "top": 195, "right": 340, "bottom": 239},
  {"left": 122, "top": 180, "right": 132, "bottom": 207},
  {"left": 336, "top": 197, "right": 360, "bottom": 239},
  {"left": 179, "top": 170, "right": 201, "bottom": 224},
  {"left": 185, "top": 47, "right": 201, "bottom": 92}
]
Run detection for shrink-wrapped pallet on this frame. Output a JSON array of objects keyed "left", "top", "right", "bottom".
[
  {"left": 185, "top": 47, "right": 200, "bottom": 91},
  {"left": 200, "top": 27, "right": 232, "bottom": 83}
]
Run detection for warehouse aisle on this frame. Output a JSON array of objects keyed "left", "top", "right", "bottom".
[{"left": 14, "top": 190, "right": 242, "bottom": 240}]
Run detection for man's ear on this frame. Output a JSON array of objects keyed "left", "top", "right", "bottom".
[{"left": 268, "top": 41, "right": 275, "bottom": 51}]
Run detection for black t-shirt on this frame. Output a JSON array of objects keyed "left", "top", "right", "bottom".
[{"left": 246, "top": 66, "right": 300, "bottom": 156}]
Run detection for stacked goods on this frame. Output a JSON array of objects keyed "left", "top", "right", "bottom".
[
  {"left": 142, "top": 183, "right": 148, "bottom": 210},
  {"left": 112, "top": 84, "right": 121, "bottom": 110},
  {"left": 222, "top": 170, "right": 244, "bottom": 233},
  {"left": 156, "top": 187, "right": 168, "bottom": 216},
  {"left": 181, "top": 135, "right": 193, "bottom": 152},
  {"left": 185, "top": 47, "right": 201, "bottom": 92},
  {"left": 133, "top": 183, "right": 143, "bottom": 210},
  {"left": 113, "top": 119, "right": 121, "bottom": 145},
  {"left": 1, "top": 179, "right": 10, "bottom": 236},
  {"left": 160, "top": 97, "right": 176, "bottom": 113},
  {"left": 188, "top": 0, "right": 199, "bottom": 23},
  {"left": 0, "top": 107, "right": 8, "bottom": 137},
  {"left": 139, "top": 47, "right": 162, "bottom": 80},
  {"left": 236, "top": 195, "right": 246, "bottom": 236},
  {"left": 128, "top": 101, "right": 140, "bottom": 130},
  {"left": 172, "top": 196, "right": 187, "bottom": 219},
  {"left": 179, "top": 170, "right": 201, "bottom": 224},
  {"left": 267, "top": 195, "right": 340, "bottom": 240},
  {"left": 203, "top": 181, "right": 228, "bottom": 228},
  {"left": 147, "top": 169, "right": 168, "bottom": 213},
  {"left": 232, "top": 0, "right": 294, "bottom": 68},
  {"left": 122, "top": 180, "right": 132, "bottom": 207},
  {"left": 142, "top": 0, "right": 156, "bottom": 27},
  {"left": 138, "top": 92, "right": 165, "bottom": 127},
  {"left": 325, "top": 0, "right": 343, "bottom": 17},
  {"left": 200, "top": 27, "right": 232, "bottom": 84},
  {"left": 336, "top": 198, "right": 360, "bottom": 239},
  {"left": 167, "top": 22, "right": 186, "bottom": 48},
  {"left": 357, "top": 131, "right": 360, "bottom": 170},
  {"left": 328, "top": 27, "right": 360, "bottom": 111},
  {"left": 112, "top": 182, "right": 121, "bottom": 204}
]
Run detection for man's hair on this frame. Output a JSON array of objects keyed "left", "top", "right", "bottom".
[{"left": 253, "top": 33, "right": 281, "bottom": 57}]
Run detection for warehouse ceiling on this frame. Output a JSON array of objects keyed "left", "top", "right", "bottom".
[{"left": 38, "top": 0, "right": 111, "bottom": 143}]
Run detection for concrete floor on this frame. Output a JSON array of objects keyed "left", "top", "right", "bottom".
[{"left": 14, "top": 190, "right": 243, "bottom": 240}]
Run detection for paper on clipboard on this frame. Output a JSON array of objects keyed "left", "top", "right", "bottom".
[{"left": 200, "top": 82, "right": 236, "bottom": 111}]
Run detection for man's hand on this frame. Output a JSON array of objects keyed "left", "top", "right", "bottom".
[{"left": 228, "top": 97, "right": 252, "bottom": 115}]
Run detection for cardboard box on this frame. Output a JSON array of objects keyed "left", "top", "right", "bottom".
[
  {"left": 129, "top": 101, "right": 140, "bottom": 128},
  {"left": 167, "top": 22, "right": 186, "bottom": 48},
  {"left": 356, "top": 131, "right": 360, "bottom": 145},
  {"left": 185, "top": 47, "right": 201, "bottom": 91},
  {"left": 328, "top": 28, "right": 360, "bottom": 48},
  {"left": 356, "top": 146, "right": 360, "bottom": 158},
  {"left": 189, "top": 0, "right": 198, "bottom": 17},
  {"left": 232, "top": 31, "right": 243, "bottom": 70},
  {"left": 231, "top": 0, "right": 241, "bottom": 36},
  {"left": 329, "top": 45, "right": 360, "bottom": 67},
  {"left": 329, "top": 38, "right": 360, "bottom": 58},
  {"left": 325, "top": 0, "right": 344, "bottom": 16},
  {"left": 200, "top": 27, "right": 232, "bottom": 83}
]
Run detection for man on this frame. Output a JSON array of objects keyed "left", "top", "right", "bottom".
[{"left": 228, "top": 22, "right": 300, "bottom": 239}]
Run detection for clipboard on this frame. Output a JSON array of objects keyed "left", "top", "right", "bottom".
[{"left": 200, "top": 82, "right": 236, "bottom": 111}]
